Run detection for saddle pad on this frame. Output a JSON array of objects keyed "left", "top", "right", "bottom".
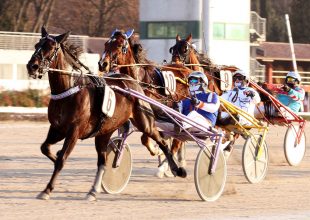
[{"left": 101, "top": 85, "right": 116, "bottom": 117}]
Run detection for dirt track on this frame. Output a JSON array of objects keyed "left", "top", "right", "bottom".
[{"left": 0, "top": 121, "right": 310, "bottom": 220}]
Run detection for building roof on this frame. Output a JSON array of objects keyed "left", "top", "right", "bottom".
[{"left": 256, "top": 42, "right": 310, "bottom": 62}]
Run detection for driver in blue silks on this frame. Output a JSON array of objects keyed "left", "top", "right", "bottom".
[
  {"left": 155, "top": 71, "right": 220, "bottom": 178},
  {"left": 179, "top": 71, "right": 220, "bottom": 130}
]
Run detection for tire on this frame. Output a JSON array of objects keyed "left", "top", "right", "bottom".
[
  {"left": 101, "top": 137, "right": 132, "bottom": 194},
  {"left": 194, "top": 144, "right": 227, "bottom": 202},
  {"left": 242, "top": 135, "right": 268, "bottom": 184},
  {"left": 284, "top": 125, "right": 306, "bottom": 166}
]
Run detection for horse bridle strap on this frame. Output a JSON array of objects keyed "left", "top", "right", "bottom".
[{"left": 51, "top": 86, "right": 81, "bottom": 100}]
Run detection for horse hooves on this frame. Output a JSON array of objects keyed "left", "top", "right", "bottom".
[
  {"left": 86, "top": 192, "right": 97, "bottom": 202},
  {"left": 37, "top": 192, "right": 50, "bottom": 200},
  {"left": 176, "top": 167, "right": 187, "bottom": 178}
]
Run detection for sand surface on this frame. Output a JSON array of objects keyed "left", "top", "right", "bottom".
[{"left": 0, "top": 121, "right": 309, "bottom": 219}]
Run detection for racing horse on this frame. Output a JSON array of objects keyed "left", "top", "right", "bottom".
[
  {"left": 169, "top": 33, "right": 237, "bottom": 95},
  {"left": 26, "top": 27, "right": 186, "bottom": 200},
  {"left": 169, "top": 34, "right": 242, "bottom": 148},
  {"left": 98, "top": 29, "right": 193, "bottom": 161}
]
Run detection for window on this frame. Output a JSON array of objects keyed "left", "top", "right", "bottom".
[
  {"left": 140, "top": 21, "right": 200, "bottom": 39},
  {"left": 0, "top": 64, "right": 13, "bottom": 79},
  {"left": 213, "top": 23, "right": 225, "bottom": 40},
  {"left": 213, "top": 23, "right": 248, "bottom": 41}
]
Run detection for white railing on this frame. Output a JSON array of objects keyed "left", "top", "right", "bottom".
[
  {"left": 0, "top": 31, "right": 89, "bottom": 51},
  {"left": 271, "top": 70, "right": 310, "bottom": 85},
  {"left": 250, "top": 11, "right": 266, "bottom": 42}
]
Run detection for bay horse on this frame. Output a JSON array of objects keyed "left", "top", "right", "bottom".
[
  {"left": 26, "top": 27, "right": 186, "bottom": 200},
  {"left": 98, "top": 29, "right": 193, "bottom": 162},
  {"left": 169, "top": 33, "right": 238, "bottom": 96}
]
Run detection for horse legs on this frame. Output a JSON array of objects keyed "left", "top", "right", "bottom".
[
  {"left": 141, "top": 134, "right": 161, "bottom": 156},
  {"left": 40, "top": 126, "right": 65, "bottom": 163},
  {"left": 134, "top": 119, "right": 186, "bottom": 178},
  {"left": 156, "top": 139, "right": 186, "bottom": 178},
  {"left": 86, "top": 132, "right": 113, "bottom": 201},
  {"left": 37, "top": 127, "right": 79, "bottom": 200}
]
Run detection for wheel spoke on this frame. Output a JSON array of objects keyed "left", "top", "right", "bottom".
[{"left": 244, "top": 160, "right": 255, "bottom": 169}]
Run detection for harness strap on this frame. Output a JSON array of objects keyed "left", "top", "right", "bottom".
[{"left": 51, "top": 86, "right": 80, "bottom": 100}]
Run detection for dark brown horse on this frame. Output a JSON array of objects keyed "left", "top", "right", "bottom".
[
  {"left": 27, "top": 27, "right": 186, "bottom": 200},
  {"left": 169, "top": 33, "right": 237, "bottom": 96},
  {"left": 98, "top": 29, "right": 193, "bottom": 158},
  {"left": 169, "top": 34, "right": 241, "bottom": 147}
]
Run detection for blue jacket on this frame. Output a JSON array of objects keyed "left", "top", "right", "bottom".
[
  {"left": 181, "top": 92, "right": 219, "bottom": 126},
  {"left": 277, "top": 86, "right": 305, "bottom": 112}
]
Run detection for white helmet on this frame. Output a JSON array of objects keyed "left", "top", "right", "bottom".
[
  {"left": 188, "top": 71, "right": 208, "bottom": 93},
  {"left": 188, "top": 71, "right": 208, "bottom": 85},
  {"left": 233, "top": 69, "right": 249, "bottom": 81},
  {"left": 286, "top": 71, "right": 301, "bottom": 82}
]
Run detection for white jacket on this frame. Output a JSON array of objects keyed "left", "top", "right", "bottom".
[{"left": 221, "top": 87, "right": 260, "bottom": 125}]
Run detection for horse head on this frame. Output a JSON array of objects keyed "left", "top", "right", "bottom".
[
  {"left": 27, "top": 26, "right": 70, "bottom": 79},
  {"left": 98, "top": 29, "right": 135, "bottom": 74},
  {"left": 169, "top": 33, "right": 199, "bottom": 68}
]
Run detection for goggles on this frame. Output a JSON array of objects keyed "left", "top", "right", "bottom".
[
  {"left": 286, "top": 77, "right": 297, "bottom": 83},
  {"left": 233, "top": 75, "right": 246, "bottom": 81},
  {"left": 189, "top": 78, "right": 199, "bottom": 84}
]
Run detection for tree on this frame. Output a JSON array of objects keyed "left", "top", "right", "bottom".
[
  {"left": 0, "top": 0, "right": 138, "bottom": 37},
  {"left": 290, "top": 0, "right": 310, "bottom": 43},
  {"left": 0, "top": 0, "right": 56, "bottom": 33},
  {"left": 251, "top": 0, "right": 295, "bottom": 42}
]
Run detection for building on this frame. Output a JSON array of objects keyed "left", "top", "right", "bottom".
[
  {"left": 140, "top": 0, "right": 255, "bottom": 73},
  {"left": 0, "top": 31, "right": 101, "bottom": 91}
]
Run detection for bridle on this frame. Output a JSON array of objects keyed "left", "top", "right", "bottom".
[
  {"left": 99, "top": 32, "right": 130, "bottom": 71},
  {"left": 31, "top": 35, "right": 60, "bottom": 78},
  {"left": 169, "top": 40, "right": 192, "bottom": 64}
]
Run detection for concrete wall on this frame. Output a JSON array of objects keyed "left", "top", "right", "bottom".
[
  {"left": 140, "top": 0, "right": 203, "bottom": 63},
  {"left": 140, "top": 0, "right": 250, "bottom": 72},
  {"left": 207, "top": 0, "right": 250, "bottom": 71}
]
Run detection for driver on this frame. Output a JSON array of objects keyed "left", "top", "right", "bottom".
[
  {"left": 180, "top": 71, "right": 220, "bottom": 130},
  {"left": 219, "top": 69, "right": 261, "bottom": 126},
  {"left": 155, "top": 71, "right": 220, "bottom": 178},
  {"left": 276, "top": 71, "right": 305, "bottom": 113},
  {"left": 218, "top": 70, "right": 261, "bottom": 159}
]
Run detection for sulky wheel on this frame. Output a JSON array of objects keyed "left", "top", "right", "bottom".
[
  {"left": 194, "top": 144, "right": 227, "bottom": 202},
  {"left": 284, "top": 125, "right": 306, "bottom": 166},
  {"left": 242, "top": 134, "right": 268, "bottom": 184},
  {"left": 101, "top": 137, "right": 132, "bottom": 194}
]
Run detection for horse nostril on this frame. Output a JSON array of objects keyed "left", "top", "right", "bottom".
[{"left": 31, "top": 64, "right": 39, "bottom": 71}]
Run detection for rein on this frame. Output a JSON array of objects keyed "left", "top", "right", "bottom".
[{"left": 47, "top": 67, "right": 187, "bottom": 102}]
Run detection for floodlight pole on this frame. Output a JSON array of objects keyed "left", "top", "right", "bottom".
[{"left": 285, "top": 14, "right": 298, "bottom": 73}]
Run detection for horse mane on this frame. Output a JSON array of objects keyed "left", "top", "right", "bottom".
[
  {"left": 61, "top": 40, "right": 84, "bottom": 70},
  {"left": 129, "top": 38, "right": 156, "bottom": 73},
  {"left": 196, "top": 52, "right": 220, "bottom": 73}
]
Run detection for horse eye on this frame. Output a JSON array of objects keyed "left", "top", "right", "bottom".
[{"left": 112, "top": 53, "right": 118, "bottom": 59}]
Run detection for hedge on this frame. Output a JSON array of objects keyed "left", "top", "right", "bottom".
[{"left": 0, "top": 90, "right": 49, "bottom": 107}]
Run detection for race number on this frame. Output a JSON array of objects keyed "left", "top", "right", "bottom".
[
  {"left": 162, "top": 71, "right": 176, "bottom": 95},
  {"left": 220, "top": 70, "right": 233, "bottom": 91},
  {"left": 102, "top": 85, "right": 116, "bottom": 117}
]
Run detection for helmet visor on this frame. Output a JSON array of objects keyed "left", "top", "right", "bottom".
[
  {"left": 189, "top": 78, "right": 199, "bottom": 85},
  {"left": 233, "top": 75, "right": 245, "bottom": 81},
  {"left": 286, "top": 76, "right": 297, "bottom": 83}
]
